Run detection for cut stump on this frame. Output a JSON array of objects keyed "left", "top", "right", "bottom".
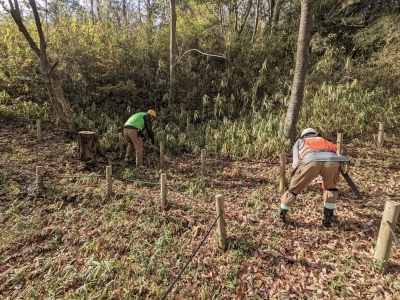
[{"left": 78, "top": 131, "right": 101, "bottom": 162}]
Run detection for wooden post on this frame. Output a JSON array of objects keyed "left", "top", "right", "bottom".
[
  {"left": 118, "top": 133, "right": 124, "bottom": 154},
  {"left": 374, "top": 201, "right": 400, "bottom": 270},
  {"left": 36, "top": 119, "right": 41, "bottom": 143},
  {"left": 336, "top": 133, "right": 343, "bottom": 155},
  {"left": 279, "top": 153, "right": 286, "bottom": 192},
  {"left": 215, "top": 194, "right": 227, "bottom": 251},
  {"left": 160, "top": 142, "right": 165, "bottom": 169},
  {"left": 161, "top": 173, "right": 167, "bottom": 209},
  {"left": 36, "top": 166, "right": 44, "bottom": 191},
  {"left": 378, "top": 122, "right": 385, "bottom": 147},
  {"left": 106, "top": 166, "right": 112, "bottom": 198},
  {"left": 201, "top": 149, "right": 206, "bottom": 176}
]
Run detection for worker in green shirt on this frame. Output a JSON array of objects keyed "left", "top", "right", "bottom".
[{"left": 123, "top": 110, "right": 156, "bottom": 167}]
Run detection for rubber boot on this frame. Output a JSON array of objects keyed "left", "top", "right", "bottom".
[
  {"left": 272, "top": 209, "right": 288, "bottom": 224},
  {"left": 322, "top": 207, "right": 334, "bottom": 228}
]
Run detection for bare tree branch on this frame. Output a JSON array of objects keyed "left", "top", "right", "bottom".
[
  {"left": 7, "top": 1, "right": 41, "bottom": 57},
  {"left": 237, "top": 0, "right": 252, "bottom": 37},
  {"left": 177, "top": 49, "right": 226, "bottom": 65},
  {"left": 48, "top": 58, "right": 59, "bottom": 74},
  {"left": 29, "top": 0, "right": 46, "bottom": 56},
  {"left": 13, "top": 0, "right": 19, "bottom": 11}
]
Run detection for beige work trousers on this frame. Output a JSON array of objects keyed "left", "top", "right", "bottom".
[
  {"left": 124, "top": 128, "right": 143, "bottom": 166},
  {"left": 281, "top": 161, "right": 341, "bottom": 207}
]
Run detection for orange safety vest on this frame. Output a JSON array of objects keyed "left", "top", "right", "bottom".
[{"left": 298, "top": 137, "right": 338, "bottom": 161}]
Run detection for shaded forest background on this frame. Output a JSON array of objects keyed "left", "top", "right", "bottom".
[{"left": 1, "top": 0, "right": 400, "bottom": 158}]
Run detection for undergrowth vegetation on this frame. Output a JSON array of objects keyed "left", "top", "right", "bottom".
[{"left": 1, "top": 84, "right": 399, "bottom": 159}]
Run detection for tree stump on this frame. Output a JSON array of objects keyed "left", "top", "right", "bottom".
[{"left": 78, "top": 131, "right": 101, "bottom": 162}]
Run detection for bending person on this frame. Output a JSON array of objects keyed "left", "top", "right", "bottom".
[
  {"left": 273, "top": 128, "right": 349, "bottom": 227},
  {"left": 123, "top": 110, "right": 156, "bottom": 167}
]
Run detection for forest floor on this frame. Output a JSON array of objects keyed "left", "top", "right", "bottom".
[{"left": 1, "top": 118, "right": 400, "bottom": 300}]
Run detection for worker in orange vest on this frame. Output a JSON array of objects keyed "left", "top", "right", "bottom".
[
  {"left": 123, "top": 110, "right": 156, "bottom": 167},
  {"left": 272, "top": 128, "right": 349, "bottom": 227}
]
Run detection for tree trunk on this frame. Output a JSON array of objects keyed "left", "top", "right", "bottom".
[
  {"left": 42, "top": 72, "right": 75, "bottom": 130},
  {"left": 284, "top": 0, "right": 314, "bottom": 142},
  {"left": 271, "top": 0, "right": 283, "bottom": 28},
  {"left": 251, "top": 0, "right": 261, "bottom": 43},
  {"left": 233, "top": 0, "right": 238, "bottom": 32},
  {"left": 169, "top": 0, "right": 177, "bottom": 104},
  {"left": 96, "top": 0, "right": 102, "bottom": 22},
  {"left": 90, "top": 0, "right": 95, "bottom": 24},
  {"left": 122, "top": 0, "right": 127, "bottom": 25},
  {"left": 6, "top": 0, "right": 76, "bottom": 131},
  {"left": 78, "top": 131, "right": 101, "bottom": 162},
  {"left": 269, "top": 0, "right": 275, "bottom": 25},
  {"left": 237, "top": 0, "right": 253, "bottom": 37}
]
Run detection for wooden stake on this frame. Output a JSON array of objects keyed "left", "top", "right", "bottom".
[
  {"left": 160, "top": 142, "right": 165, "bottom": 169},
  {"left": 336, "top": 133, "right": 343, "bottom": 155},
  {"left": 36, "top": 166, "right": 44, "bottom": 191},
  {"left": 201, "top": 149, "right": 206, "bottom": 176},
  {"left": 106, "top": 166, "right": 112, "bottom": 198},
  {"left": 374, "top": 201, "right": 400, "bottom": 270},
  {"left": 378, "top": 122, "right": 385, "bottom": 147},
  {"left": 36, "top": 119, "right": 41, "bottom": 143},
  {"left": 279, "top": 153, "right": 286, "bottom": 192},
  {"left": 118, "top": 133, "right": 124, "bottom": 154},
  {"left": 161, "top": 173, "right": 167, "bottom": 209},
  {"left": 215, "top": 194, "right": 227, "bottom": 251}
]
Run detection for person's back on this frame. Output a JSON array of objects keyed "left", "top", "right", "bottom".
[
  {"left": 291, "top": 130, "right": 348, "bottom": 168},
  {"left": 273, "top": 128, "right": 349, "bottom": 227},
  {"left": 123, "top": 110, "right": 156, "bottom": 167}
]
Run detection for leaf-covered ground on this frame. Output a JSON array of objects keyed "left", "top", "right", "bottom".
[{"left": 1, "top": 119, "right": 400, "bottom": 299}]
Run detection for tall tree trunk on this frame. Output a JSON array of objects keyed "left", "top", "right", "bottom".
[
  {"left": 271, "top": 0, "right": 283, "bottom": 28},
  {"left": 169, "top": 0, "right": 177, "bottom": 104},
  {"left": 138, "top": 0, "right": 142, "bottom": 23},
  {"left": 251, "top": 0, "right": 260, "bottom": 43},
  {"left": 237, "top": 0, "right": 253, "bottom": 37},
  {"left": 7, "top": 0, "right": 76, "bottom": 131},
  {"left": 234, "top": 0, "right": 238, "bottom": 32},
  {"left": 284, "top": 0, "right": 313, "bottom": 142},
  {"left": 219, "top": 6, "right": 224, "bottom": 37},
  {"left": 96, "top": 0, "right": 102, "bottom": 22},
  {"left": 122, "top": 0, "right": 128, "bottom": 25},
  {"left": 269, "top": 0, "right": 275, "bottom": 25},
  {"left": 146, "top": 0, "right": 153, "bottom": 36},
  {"left": 90, "top": 0, "right": 95, "bottom": 24}
]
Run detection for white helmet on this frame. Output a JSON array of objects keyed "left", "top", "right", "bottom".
[{"left": 301, "top": 128, "right": 317, "bottom": 137}]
